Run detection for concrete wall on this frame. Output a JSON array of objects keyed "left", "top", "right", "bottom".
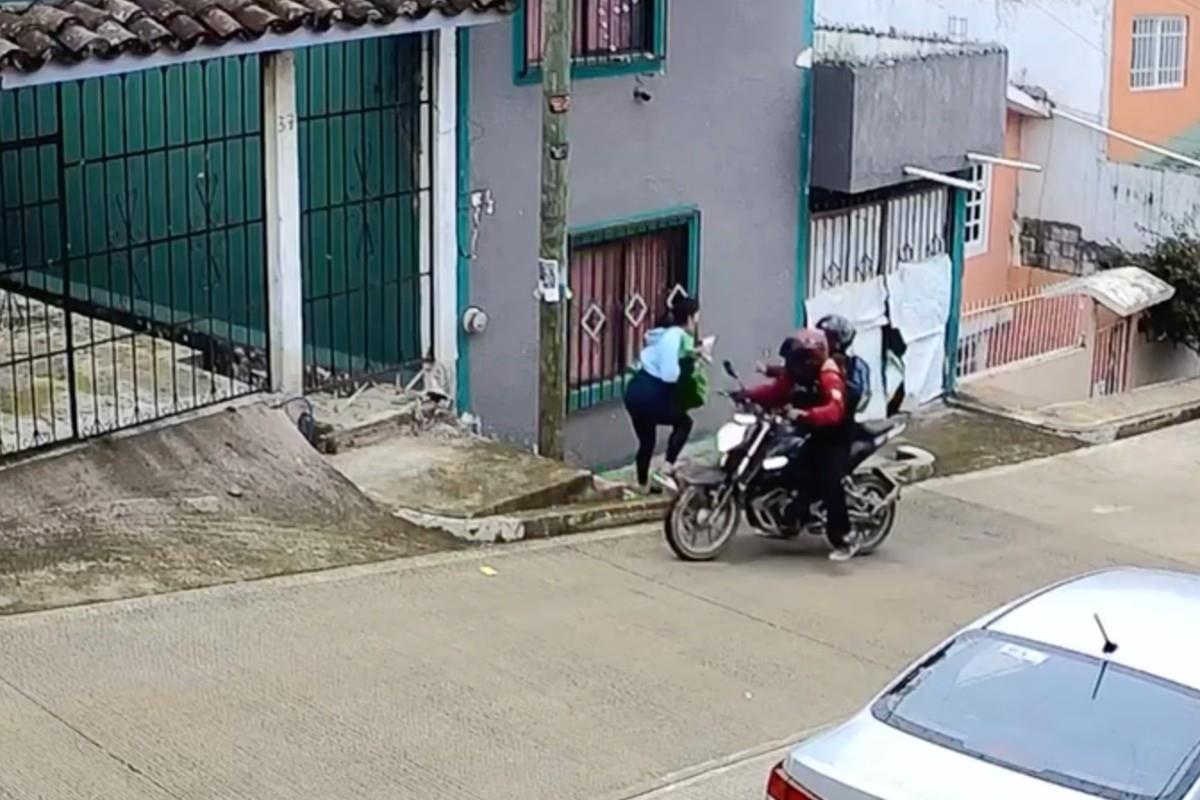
[
  {"left": 965, "top": 345, "right": 1094, "bottom": 408},
  {"left": 464, "top": 2, "right": 805, "bottom": 467},
  {"left": 1019, "top": 119, "right": 1200, "bottom": 254},
  {"left": 812, "top": 50, "right": 1005, "bottom": 194},
  {"left": 1130, "top": 332, "right": 1200, "bottom": 388}
]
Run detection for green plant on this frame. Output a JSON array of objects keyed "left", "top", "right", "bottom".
[{"left": 1102, "top": 226, "right": 1200, "bottom": 354}]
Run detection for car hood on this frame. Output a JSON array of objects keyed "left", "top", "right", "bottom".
[{"left": 785, "top": 714, "right": 1095, "bottom": 800}]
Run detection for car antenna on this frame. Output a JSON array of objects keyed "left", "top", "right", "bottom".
[
  {"left": 1091, "top": 613, "right": 1118, "bottom": 701},
  {"left": 1094, "top": 613, "right": 1118, "bottom": 655}
]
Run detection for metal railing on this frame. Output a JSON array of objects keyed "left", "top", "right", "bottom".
[
  {"left": 809, "top": 183, "right": 951, "bottom": 296},
  {"left": 1092, "top": 319, "right": 1133, "bottom": 397},
  {"left": 956, "top": 289, "right": 1090, "bottom": 380}
]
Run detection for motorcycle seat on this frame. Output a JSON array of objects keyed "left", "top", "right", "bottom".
[{"left": 849, "top": 418, "right": 903, "bottom": 468}]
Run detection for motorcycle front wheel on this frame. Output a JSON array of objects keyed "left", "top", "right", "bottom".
[{"left": 664, "top": 485, "right": 740, "bottom": 561}]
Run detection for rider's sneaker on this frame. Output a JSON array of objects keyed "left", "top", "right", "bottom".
[{"left": 828, "top": 533, "right": 861, "bottom": 563}]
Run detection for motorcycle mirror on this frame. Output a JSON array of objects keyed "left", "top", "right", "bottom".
[{"left": 722, "top": 360, "right": 739, "bottom": 380}]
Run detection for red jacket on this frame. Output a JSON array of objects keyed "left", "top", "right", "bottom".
[{"left": 743, "top": 360, "right": 847, "bottom": 427}]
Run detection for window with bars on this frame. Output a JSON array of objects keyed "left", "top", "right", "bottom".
[
  {"left": 1131, "top": 16, "right": 1187, "bottom": 90},
  {"left": 517, "top": 0, "right": 666, "bottom": 83},
  {"left": 964, "top": 164, "right": 990, "bottom": 255},
  {"left": 567, "top": 211, "right": 698, "bottom": 412}
]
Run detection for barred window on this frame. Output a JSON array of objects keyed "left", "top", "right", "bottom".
[
  {"left": 567, "top": 214, "right": 697, "bottom": 411},
  {"left": 964, "top": 164, "right": 991, "bottom": 254},
  {"left": 520, "top": 0, "right": 664, "bottom": 79},
  {"left": 1131, "top": 16, "right": 1187, "bottom": 90}
]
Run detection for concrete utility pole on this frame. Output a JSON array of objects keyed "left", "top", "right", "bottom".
[{"left": 536, "top": 0, "right": 572, "bottom": 459}]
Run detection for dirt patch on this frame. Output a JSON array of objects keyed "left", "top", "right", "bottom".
[
  {"left": 0, "top": 404, "right": 459, "bottom": 615},
  {"left": 896, "top": 406, "right": 1083, "bottom": 478}
]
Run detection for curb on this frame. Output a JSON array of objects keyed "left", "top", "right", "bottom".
[
  {"left": 948, "top": 392, "right": 1200, "bottom": 445},
  {"left": 395, "top": 495, "right": 671, "bottom": 544},
  {"left": 395, "top": 448, "right": 935, "bottom": 545}
]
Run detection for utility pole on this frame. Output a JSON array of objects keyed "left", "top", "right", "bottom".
[{"left": 536, "top": 0, "right": 572, "bottom": 459}]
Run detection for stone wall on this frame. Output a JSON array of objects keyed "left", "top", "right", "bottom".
[{"left": 1019, "top": 218, "right": 1115, "bottom": 276}]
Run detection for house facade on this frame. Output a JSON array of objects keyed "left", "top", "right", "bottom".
[
  {"left": 0, "top": 0, "right": 826, "bottom": 468},
  {"left": 0, "top": 0, "right": 999, "bottom": 469},
  {"left": 460, "top": 1, "right": 810, "bottom": 465}
]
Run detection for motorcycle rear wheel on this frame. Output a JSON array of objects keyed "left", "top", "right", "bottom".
[
  {"left": 664, "top": 485, "right": 740, "bottom": 561},
  {"left": 850, "top": 473, "right": 898, "bottom": 555}
]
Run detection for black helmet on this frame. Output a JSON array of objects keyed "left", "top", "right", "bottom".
[{"left": 817, "top": 314, "right": 856, "bottom": 354}]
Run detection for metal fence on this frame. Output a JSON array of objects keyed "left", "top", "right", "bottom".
[
  {"left": 808, "top": 183, "right": 950, "bottom": 296},
  {"left": 0, "top": 56, "right": 269, "bottom": 457},
  {"left": 1092, "top": 318, "right": 1133, "bottom": 397},
  {"left": 297, "top": 35, "right": 432, "bottom": 392},
  {"left": 956, "top": 289, "right": 1090, "bottom": 380}
]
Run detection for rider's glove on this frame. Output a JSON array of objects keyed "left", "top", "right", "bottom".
[{"left": 786, "top": 407, "right": 809, "bottom": 423}]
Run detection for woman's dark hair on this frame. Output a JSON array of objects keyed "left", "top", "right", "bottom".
[{"left": 660, "top": 295, "right": 699, "bottom": 328}]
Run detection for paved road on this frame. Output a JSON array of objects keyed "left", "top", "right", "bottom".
[{"left": 2, "top": 422, "right": 1198, "bottom": 800}]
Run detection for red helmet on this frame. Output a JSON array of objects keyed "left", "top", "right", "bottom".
[{"left": 783, "top": 328, "right": 829, "bottom": 380}]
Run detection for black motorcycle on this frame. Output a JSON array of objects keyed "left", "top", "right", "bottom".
[{"left": 664, "top": 361, "right": 907, "bottom": 561}]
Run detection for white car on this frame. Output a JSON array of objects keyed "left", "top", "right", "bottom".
[{"left": 766, "top": 567, "right": 1200, "bottom": 799}]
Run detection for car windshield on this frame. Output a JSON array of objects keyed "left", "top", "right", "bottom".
[{"left": 872, "top": 630, "right": 1200, "bottom": 800}]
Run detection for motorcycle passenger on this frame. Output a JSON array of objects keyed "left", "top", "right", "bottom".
[
  {"left": 740, "top": 329, "right": 859, "bottom": 562},
  {"left": 816, "top": 313, "right": 867, "bottom": 440},
  {"left": 816, "top": 314, "right": 856, "bottom": 386}
]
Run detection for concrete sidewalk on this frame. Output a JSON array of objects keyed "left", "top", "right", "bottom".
[
  {"left": 955, "top": 375, "right": 1200, "bottom": 443},
  {"left": 2, "top": 422, "right": 1198, "bottom": 800},
  {"left": 601, "top": 404, "right": 1080, "bottom": 484}
]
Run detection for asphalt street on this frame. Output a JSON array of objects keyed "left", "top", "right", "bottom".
[{"left": 1, "top": 422, "right": 1197, "bottom": 799}]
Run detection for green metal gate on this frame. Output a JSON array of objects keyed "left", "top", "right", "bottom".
[
  {"left": 296, "top": 35, "right": 429, "bottom": 392},
  {"left": 0, "top": 56, "right": 269, "bottom": 457}
]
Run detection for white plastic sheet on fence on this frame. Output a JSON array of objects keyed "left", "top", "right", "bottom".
[{"left": 888, "top": 254, "right": 953, "bottom": 405}]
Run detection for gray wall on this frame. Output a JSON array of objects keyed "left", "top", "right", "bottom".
[
  {"left": 812, "top": 52, "right": 1006, "bottom": 194},
  {"left": 464, "top": 1, "right": 806, "bottom": 467}
]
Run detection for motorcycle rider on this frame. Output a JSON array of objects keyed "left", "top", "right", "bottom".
[{"left": 739, "top": 329, "right": 858, "bottom": 562}]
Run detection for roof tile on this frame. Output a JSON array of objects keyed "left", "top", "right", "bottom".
[{"left": 0, "top": 0, "right": 514, "bottom": 75}]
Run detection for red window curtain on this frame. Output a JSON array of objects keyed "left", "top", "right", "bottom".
[
  {"left": 568, "top": 228, "right": 676, "bottom": 390},
  {"left": 526, "top": 0, "right": 649, "bottom": 66}
]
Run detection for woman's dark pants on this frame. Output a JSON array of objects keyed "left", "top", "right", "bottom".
[{"left": 624, "top": 371, "right": 694, "bottom": 486}]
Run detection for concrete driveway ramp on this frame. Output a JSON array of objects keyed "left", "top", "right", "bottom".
[
  {"left": 0, "top": 404, "right": 454, "bottom": 616},
  {"left": 329, "top": 434, "right": 596, "bottom": 519}
]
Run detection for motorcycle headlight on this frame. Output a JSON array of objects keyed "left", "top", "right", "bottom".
[{"left": 717, "top": 422, "right": 748, "bottom": 454}]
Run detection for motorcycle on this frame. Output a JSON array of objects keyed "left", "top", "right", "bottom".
[{"left": 664, "top": 361, "right": 907, "bottom": 561}]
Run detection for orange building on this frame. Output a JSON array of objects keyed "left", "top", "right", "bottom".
[{"left": 1109, "top": 0, "right": 1200, "bottom": 163}]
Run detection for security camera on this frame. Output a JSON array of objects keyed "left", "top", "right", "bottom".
[{"left": 633, "top": 86, "right": 653, "bottom": 103}]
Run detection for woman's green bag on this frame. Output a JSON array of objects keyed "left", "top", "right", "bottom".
[{"left": 676, "top": 331, "right": 710, "bottom": 412}]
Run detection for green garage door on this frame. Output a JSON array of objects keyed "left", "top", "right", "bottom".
[{"left": 296, "top": 35, "right": 428, "bottom": 391}]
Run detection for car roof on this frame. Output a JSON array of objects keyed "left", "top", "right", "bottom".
[{"left": 984, "top": 567, "right": 1200, "bottom": 691}]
